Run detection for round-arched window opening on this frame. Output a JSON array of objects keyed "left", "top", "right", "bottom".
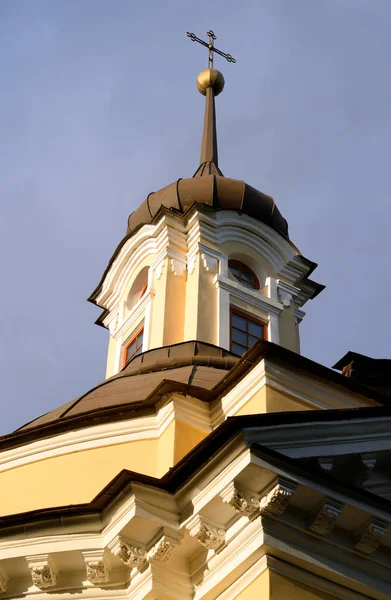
[
  {"left": 228, "top": 260, "right": 259, "bottom": 290},
  {"left": 126, "top": 267, "right": 149, "bottom": 312}
]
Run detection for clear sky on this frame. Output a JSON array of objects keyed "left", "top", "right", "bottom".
[{"left": 1, "top": 0, "right": 390, "bottom": 434}]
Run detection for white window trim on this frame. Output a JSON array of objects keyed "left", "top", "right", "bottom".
[{"left": 215, "top": 274, "right": 283, "bottom": 350}]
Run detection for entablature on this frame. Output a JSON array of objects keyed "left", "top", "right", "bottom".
[{"left": 0, "top": 438, "right": 390, "bottom": 599}]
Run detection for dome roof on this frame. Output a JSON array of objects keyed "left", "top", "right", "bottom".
[
  {"left": 127, "top": 173, "right": 289, "bottom": 239},
  {"left": 11, "top": 342, "right": 238, "bottom": 442}
]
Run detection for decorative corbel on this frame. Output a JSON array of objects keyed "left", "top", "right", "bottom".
[
  {"left": 355, "top": 517, "right": 389, "bottom": 555},
  {"left": 83, "top": 550, "right": 110, "bottom": 584},
  {"left": 187, "top": 515, "right": 225, "bottom": 550},
  {"left": 147, "top": 529, "right": 181, "bottom": 563},
  {"left": 220, "top": 481, "right": 260, "bottom": 517},
  {"left": 26, "top": 554, "right": 57, "bottom": 589},
  {"left": 318, "top": 457, "right": 334, "bottom": 473},
  {"left": 201, "top": 252, "right": 218, "bottom": 273},
  {"left": 309, "top": 498, "right": 344, "bottom": 535},
  {"left": 153, "top": 258, "right": 165, "bottom": 281},
  {"left": 0, "top": 566, "right": 8, "bottom": 593},
  {"left": 108, "top": 535, "right": 147, "bottom": 568},
  {"left": 259, "top": 478, "right": 298, "bottom": 516},
  {"left": 357, "top": 452, "right": 377, "bottom": 484},
  {"left": 170, "top": 257, "right": 186, "bottom": 277}
]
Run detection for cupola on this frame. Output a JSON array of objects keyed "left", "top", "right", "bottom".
[{"left": 89, "top": 65, "right": 324, "bottom": 379}]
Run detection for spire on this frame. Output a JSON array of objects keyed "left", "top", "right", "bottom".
[
  {"left": 194, "top": 68, "right": 225, "bottom": 177},
  {"left": 186, "top": 30, "right": 236, "bottom": 178}
]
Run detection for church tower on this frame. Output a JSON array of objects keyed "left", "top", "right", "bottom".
[{"left": 0, "top": 31, "right": 390, "bottom": 600}]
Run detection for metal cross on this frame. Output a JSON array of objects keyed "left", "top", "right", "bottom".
[{"left": 186, "top": 30, "right": 236, "bottom": 69}]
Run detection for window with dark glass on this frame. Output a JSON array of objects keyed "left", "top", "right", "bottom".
[
  {"left": 123, "top": 327, "right": 144, "bottom": 365},
  {"left": 228, "top": 260, "right": 259, "bottom": 290},
  {"left": 231, "top": 310, "right": 265, "bottom": 356}
]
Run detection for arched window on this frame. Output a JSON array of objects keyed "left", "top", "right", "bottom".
[
  {"left": 228, "top": 260, "right": 259, "bottom": 290},
  {"left": 126, "top": 267, "right": 149, "bottom": 312}
]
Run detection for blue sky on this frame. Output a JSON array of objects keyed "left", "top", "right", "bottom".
[{"left": 1, "top": 0, "right": 390, "bottom": 433}]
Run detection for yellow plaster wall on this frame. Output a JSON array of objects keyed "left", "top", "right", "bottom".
[
  {"left": 266, "top": 386, "right": 313, "bottom": 413},
  {"left": 270, "top": 572, "right": 335, "bottom": 600},
  {"left": 196, "top": 257, "right": 218, "bottom": 345},
  {"left": 279, "top": 305, "right": 300, "bottom": 353},
  {"left": 105, "top": 335, "right": 118, "bottom": 379},
  {"left": 234, "top": 387, "right": 267, "bottom": 416},
  {"left": 150, "top": 264, "right": 167, "bottom": 349},
  {"left": 0, "top": 438, "right": 159, "bottom": 517},
  {"left": 163, "top": 268, "right": 186, "bottom": 346},
  {"left": 235, "top": 570, "right": 335, "bottom": 600},
  {"left": 174, "top": 420, "right": 208, "bottom": 464},
  {"left": 233, "top": 385, "right": 316, "bottom": 417},
  {"left": 156, "top": 420, "right": 175, "bottom": 478},
  {"left": 184, "top": 258, "right": 200, "bottom": 341},
  {"left": 235, "top": 568, "right": 270, "bottom": 599}
]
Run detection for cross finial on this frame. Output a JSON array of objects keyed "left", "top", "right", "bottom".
[{"left": 186, "top": 30, "right": 236, "bottom": 69}]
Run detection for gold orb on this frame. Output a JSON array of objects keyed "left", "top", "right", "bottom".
[{"left": 196, "top": 68, "right": 225, "bottom": 96}]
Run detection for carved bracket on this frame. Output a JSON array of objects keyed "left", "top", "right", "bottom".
[
  {"left": 109, "top": 536, "right": 147, "bottom": 568},
  {"left": 309, "top": 498, "right": 344, "bottom": 535},
  {"left": 187, "top": 515, "right": 225, "bottom": 550},
  {"left": 355, "top": 518, "right": 389, "bottom": 555},
  {"left": 147, "top": 530, "right": 181, "bottom": 563},
  {"left": 153, "top": 258, "right": 165, "bottom": 281},
  {"left": 26, "top": 555, "right": 57, "bottom": 589},
  {"left": 318, "top": 457, "right": 334, "bottom": 473},
  {"left": 357, "top": 452, "right": 377, "bottom": 484},
  {"left": 278, "top": 289, "right": 293, "bottom": 307},
  {"left": 201, "top": 252, "right": 218, "bottom": 273},
  {"left": 83, "top": 550, "right": 110, "bottom": 584},
  {"left": 221, "top": 482, "right": 260, "bottom": 517},
  {"left": 259, "top": 478, "right": 298, "bottom": 516},
  {"left": 0, "top": 567, "right": 8, "bottom": 593},
  {"left": 170, "top": 257, "right": 186, "bottom": 277}
]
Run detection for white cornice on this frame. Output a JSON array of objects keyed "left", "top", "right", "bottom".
[
  {"left": 215, "top": 275, "right": 283, "bottom": 316},
  {"left": 0, "top": 397, "right": 210, "bottom": 475}
]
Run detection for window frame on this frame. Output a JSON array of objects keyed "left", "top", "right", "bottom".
[
  {"left": 122, "top": 323, "right": 144, "bottom": 367},
  {"left": 228, "top": 260, "right": 260, "bottom": 291},
  {"left": 230, "top": 307, "right": 267, "bottom": 356}
]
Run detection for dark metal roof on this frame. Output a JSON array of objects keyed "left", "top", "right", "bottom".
[
  {"left": 13, "top": 341, "right": 238, "bottom": 434},
  {"left": 2, "top": 339, "right": 391, "bottom": 454},
  {"left": 333, "top": 351, "right": 391, "bottom": 397},
  {"left": 127, "top": 175, "right": 289, "bottom": 239},
  {"left": 126, "top": 67, "right": 289, "bottom": 241}
]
